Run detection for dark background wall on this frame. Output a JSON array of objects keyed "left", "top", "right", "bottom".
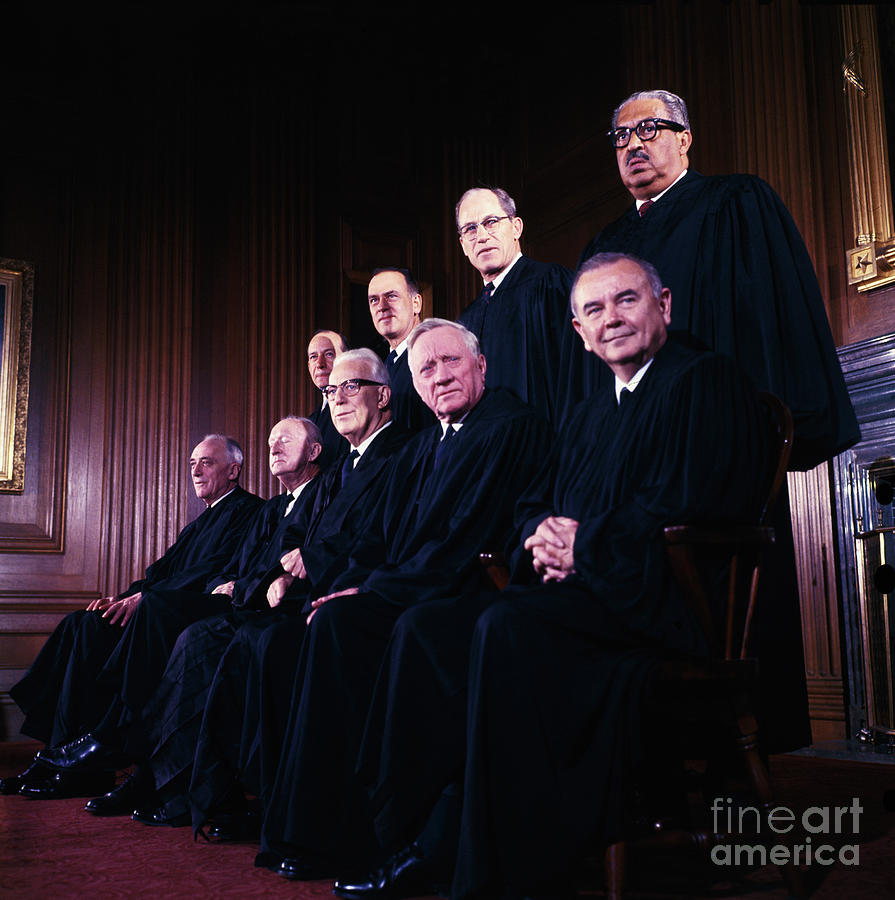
[{"left": 0, "top": 0, "right": 891, "bottom": 738}]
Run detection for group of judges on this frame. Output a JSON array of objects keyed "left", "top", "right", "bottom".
[{"left": 3, "top": 89, "right": 859, "bottom": 900}]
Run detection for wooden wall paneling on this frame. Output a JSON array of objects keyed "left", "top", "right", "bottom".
[
  {"left": 237, "top": 91, "right": 316, "bottom": 500},
  {"left": 96, "top": 123, "right": 195, "bottom": 598}
]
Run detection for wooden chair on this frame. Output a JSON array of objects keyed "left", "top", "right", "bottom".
[
  {"left": 603, "top": 391, "right": 806, "bottom": 899},
  {"left": 480, "top": 392, "right": 806, "bottom": 899}
]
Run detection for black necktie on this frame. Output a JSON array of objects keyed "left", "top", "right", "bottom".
[
  {"left": 618, "top": 387, "right": 632, "bottom": 407},
  {"left": 386, "top": 350, "right": 397, "bottom": 370},
  {"left": 434, "top": 425, "right": 456, "bottom": 469},
  {"left": 480, "top": 282, "right": 494, "bottom": 304},
  {"left": 341, "top": 449, "right": 359, "bottom": 486}
]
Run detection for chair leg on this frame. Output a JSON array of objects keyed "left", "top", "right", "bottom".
[
  {"left": 604, "top": 841, "right": 625, "bottom": 900},
  {"left": 735, "top": 705, "right": 808, "bottom": 900}
]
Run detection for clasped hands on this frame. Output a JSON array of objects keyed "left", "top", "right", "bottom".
[{"left": 523, "top": 515, "right": 579, "bottom": 582}]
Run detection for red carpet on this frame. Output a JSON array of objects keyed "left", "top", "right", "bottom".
[{"left": 3, "top": 740, "right": 895, "bottom": 898}]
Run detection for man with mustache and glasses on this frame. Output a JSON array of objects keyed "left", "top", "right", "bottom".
[{"left": 580, "top": 89, "right": 859, "bottom": 755}]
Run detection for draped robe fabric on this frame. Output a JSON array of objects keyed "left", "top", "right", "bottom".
[
  {"left": 9, "top": 486, "right": 263, "bottom": 746},
  {"left": 256, "top": 389, "right": 551, "bottom": 871},
  {"left": 131, "top": 425, "right": 410, "bottom": 825},
  {"left": 458, "top": 255, "right": 604, "bottom": 429},
  {"left": 446, "top": 339, "right": 777, "bottom": 898},
  {"left": 579, "top": 170, "right": 859, "bottom": 470}
]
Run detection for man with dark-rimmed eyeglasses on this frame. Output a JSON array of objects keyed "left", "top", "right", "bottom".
[
  {"left": 455, "top": 186, "right": 600, "bottom": 427},
  {"left": 580, "top": 88, "right": 859, "bottom": 757}
]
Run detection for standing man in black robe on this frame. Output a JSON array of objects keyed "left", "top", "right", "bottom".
[
  {"left": 456, "top": 186, "right": 599, "bottom": 427},
  {"left": 257, "top": 318, "right": 551, "bottom": 883},
  {"left": 20, "top": 418, "right": 322, "bottom": 808},
  {"left": 580, "top": 88, "right": 860, "bottom": 753},
  {"left": 1, "top": 435, "right": 263, "bottom": 798},
  {"left": 334, "top": 253, "right": 776, "bottom": 900},
  {"left": 307, "top": 329, "right": 350, "bottom": 466},
  {"left": 366, "top": 267, "right": 436, "bottom": 433}
]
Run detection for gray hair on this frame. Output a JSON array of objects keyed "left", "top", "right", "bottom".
[
  {"left": 571, "top": 252, "right": 666, "bottom": 314},
  {"left": 454, "top": 186, "right": 517, "bottom": 230},
  {"left": 611, "top": 89, "right": 690, "bottom": 131},
  {"left": 281, "top": 415, "right": 323, "bottom": 448},
  {"left": 202, "top": 434, "right": 244, "bottom": 468},
  {"left": 407, "top": 318, "right": 481, "bottom": 368},
  {"left": 333, "top": 347, "right": 391, "bottom": 387}
]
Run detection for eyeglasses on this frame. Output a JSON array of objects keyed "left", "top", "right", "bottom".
[
  {"left": 607, "top": 117, "right": 685, "bottom": 149},
  {"left": 458, "top": 215, "right": 511, "bottom": 241},
  {"left": 321, "top": 378, "right": 384, "bottom": 400}
]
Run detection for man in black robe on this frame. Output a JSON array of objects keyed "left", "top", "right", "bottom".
[
  {"left": 307, "top": 329, "right": 350, "bottom": 466},
  {"left": 0, "top": 435, "right": 263, "bottom": 798},
  {"left": 257, "top": 318, "right": 551, "bottom": 883},
  {"left": 366, "top": 267, "right": 436, "bottom": 434},
  {"left": 580, "top": 88, "right": 861, "bottom": 753},
  {"left": 19, "top": 418, "right": 322, "bottom": 806},
  {"left": 456, "top": 186, "right": 600, "bottom": 428},
  {"left": 124, "top": 349, "right": 408, "bottom": 829},
  {"left": 334, "top": 253, "right": 776, "bottom": 900},
  {"left": 580, "top": 89, "right": 858, "bottom": 469}
]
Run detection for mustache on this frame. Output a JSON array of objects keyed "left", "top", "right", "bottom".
[{"left": 625, "top": 148, "right": 650, "bottom": 165}]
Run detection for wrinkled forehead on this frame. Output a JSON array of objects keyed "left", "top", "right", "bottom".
[
  {"left": 457, "top": 189, "right": 504, "bottom": 225},
  {"left": 369, "top": 271, "right": 409, "bottom": 297},
  {"left": 190, "top": 438, "right": 225, "bottom": 461},
  {"left": 269, "top": 418, "right": 307, "bottom": 442},
  {"left": 412, "top": 326, "right": 470, "bottom": 361},
  {"left": 616, "top": 98, "right": 671, "bottom": 127},
  {"left": 330, "top": 357, "right": 372, "bottom": 384},
  {"left": 307, "top": 335, "right": 336, "bottom": 356}
]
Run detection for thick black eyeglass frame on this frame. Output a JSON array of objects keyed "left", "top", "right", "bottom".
[{"left": 607, "top": 117, "right": 686, "bottom": 149}]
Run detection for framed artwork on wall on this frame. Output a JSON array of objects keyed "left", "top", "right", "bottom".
[{"left": 0, "top": 258, "right": 33, "bottom": 493}]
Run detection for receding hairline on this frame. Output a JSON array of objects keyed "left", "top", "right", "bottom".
[{"left": 571, "top": 252, "right": 665, "bottom": 316}]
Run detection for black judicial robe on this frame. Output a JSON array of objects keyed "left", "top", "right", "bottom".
[
  {"left": 384, "top": 349, "right": 437, "bottom": 434},
  {"left": 116, "top": 481, "right": 325, "bottom": 766},
  {"left": 458, "top": 255, "right": 602, "bottom": 428},
  {"left": 452, "top": 339, "right": 776, "bottom": 899},
  {"left": 92, "top": 481, "right": 322, "bottom": 750},
  {"left": 185, "top": 424, "right": 410, "bottom": 829},
  {"left": 257, "top": 388, "right": 551, "bottom": 869},
  {"left": 9, "top": 486, "right": 263, "bottom": 746},
  {"left": 579, "top": 170, "right": 859, "bottom": 470},
  {"left": 309, "top": 399, "right": 348, "bottom": 469}
]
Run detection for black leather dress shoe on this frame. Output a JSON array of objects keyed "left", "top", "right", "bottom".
[
  {"left": 276, "top": 854, "right": 338, "bottom": 881},
  {"left": 85, "top": 769, "right": 154, "bottom": 816},
  {"left": 36, "top": 733, "right": 130, "bottom": 773},
  {"left": 207, "top": 809, "right": 260, "bottom": 842},
  {"left": 17, "top": 768, "right": 116, "bottom": 799},
  {"left": 131, "top": 805, "right": 191, "bottom": 827},
  {"left": 0, "top": 758, "right": 53, "bottom": 795},
  {"left": 333, "top": 843, "right": 433, "bottom": 899}
]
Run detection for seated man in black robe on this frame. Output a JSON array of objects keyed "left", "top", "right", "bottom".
[
  {"left": 0, "top": 434, "right": 263, "bottom": 798},
  {"left": 366, "top": 267, "right": 436, "bottom": 434},
  {"left": 119, "top": 349, "right": 407, "bottom": 829},
  {"left": 333, "top": 253, "right": 778, "bottom": 900},
  {"left": 580, "top": 88, "right": 860, "bottom": 754},
  {"left": 307, "top": 329, "right": 350, "bottom": 466},
  {"left": 16, "top": 418, "right": 323, "bottom": 805},
  {"left": 256, "top": 318, "right": 551, "bottom": 883},
  {"left": 456, "top": 186, "right": 600, "bottom": 428}
]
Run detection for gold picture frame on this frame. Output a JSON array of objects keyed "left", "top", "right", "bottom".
[{"left": 0, "top": 258, "right": 34, "bottom": 493}]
